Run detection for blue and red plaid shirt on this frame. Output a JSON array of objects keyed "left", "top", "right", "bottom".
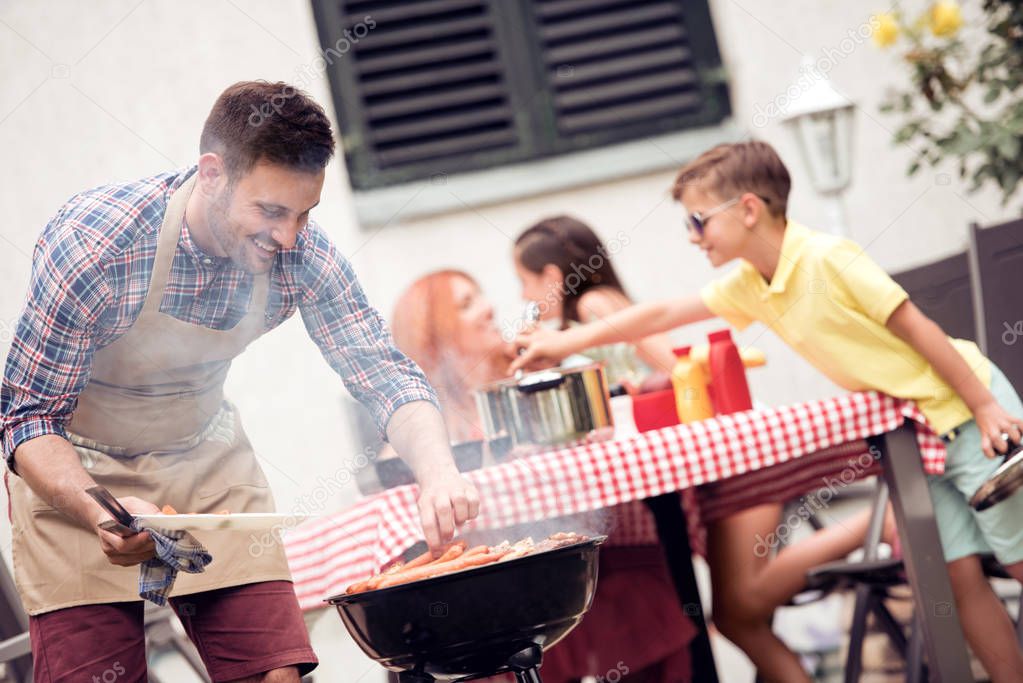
[{"left": 1, "top": 168, "right": 437, "bottom": 464}]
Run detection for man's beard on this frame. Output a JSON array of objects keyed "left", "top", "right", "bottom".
[{"left": 206, "top": 186, "right": 261, "bottom": 273}]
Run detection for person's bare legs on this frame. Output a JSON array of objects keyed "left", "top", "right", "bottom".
[
  {"left": 946, "top": 556, "right": 1023, "bottom": 683},
  {"left": 708, "top": 504, "right": 810, "bottom": 683},
  {"left": 750, "top": 504, "right": 888, "bottom": 608},
  {"left": 707, "top": 501, "right": 897, "bottom": 682}
]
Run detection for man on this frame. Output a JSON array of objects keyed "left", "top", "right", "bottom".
[{"left": 0, "top": 81, "right": 480, "bottom": 682}]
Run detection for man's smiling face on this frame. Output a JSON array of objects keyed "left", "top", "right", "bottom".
[{"left": 206, "top": 161, "right": 324, "bottom": 273}]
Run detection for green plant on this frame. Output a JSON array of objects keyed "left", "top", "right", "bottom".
[{"left": 874, "top": 1, "right": 1023, "bottom": 204}]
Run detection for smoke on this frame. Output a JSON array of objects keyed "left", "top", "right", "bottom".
[{"left": 456, "top": 507, "right": 615, "bottom": 551}]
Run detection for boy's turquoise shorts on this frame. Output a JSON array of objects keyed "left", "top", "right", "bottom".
[{"left": 929, "top": 364, "right": 1023, "bottom": 565}]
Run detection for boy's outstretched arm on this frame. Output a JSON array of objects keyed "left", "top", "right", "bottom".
[
  {"left": 510, "top": 294, "right": 713, "bottom": 373},
  {"left": 887, "top": 300, "right": 1022, "bottom": 457}
]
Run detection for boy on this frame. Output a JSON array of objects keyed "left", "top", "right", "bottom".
[{"left": 512, "top": 141, "right": 1023, "bottom": 682}]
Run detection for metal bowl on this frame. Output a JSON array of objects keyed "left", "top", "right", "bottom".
[
  {"left": 327, "top": 536, "right": 605, "bottom": 681},
  {"left": 474, "top": 363, "right": 613, "bottom": 448}
]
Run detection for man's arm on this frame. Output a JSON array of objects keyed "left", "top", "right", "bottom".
[
  {"left": 16, "top": 435, "right": 103, "bottom": 527},
  {"left": 14, "top": 435, "right": 159, "bottom": 565},
  {"left": 887, "top": 300, "right": 1021, "bottom": 457},
  {"left": 510, "top": 294, "right": 713, "bottom": 372},
  {"left": 385, "top": 401, "right": 480, "bottom": 550},
  {"left": 2, "top": 211, "right": 160, "bottom": 565},
  {"left": 297, "top": 229, "right": 480, "bottom": 549}
]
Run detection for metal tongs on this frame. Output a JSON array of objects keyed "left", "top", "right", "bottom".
[
  {"left": 86, "top": 485, "right": 138, "bottom": 537},
  {"left": 513, "top": 302, "right": 541, "bottom": 381}
]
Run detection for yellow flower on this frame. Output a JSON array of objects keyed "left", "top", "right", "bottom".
[
  {"left": 873, "top": 13, "right": 900, "bottom": 47},
  {"left": 930, "top": 1, "right": 963, "bottom": 37}
]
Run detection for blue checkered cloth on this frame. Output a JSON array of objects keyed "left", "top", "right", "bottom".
[{"left": 132, "top": 520, "right": 213, "bottom": 606}]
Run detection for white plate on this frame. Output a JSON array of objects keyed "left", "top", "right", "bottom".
[{"left": 134, "top": 513, "right": 316, "bottom": 532}]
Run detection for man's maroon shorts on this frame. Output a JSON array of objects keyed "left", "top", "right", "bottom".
[{"left": 29, "top": 581, "right": 318, "bottom": 682}]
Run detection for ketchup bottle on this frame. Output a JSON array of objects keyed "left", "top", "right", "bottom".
[{"left": 706, "top": 329, "right": 753, "bottom": 414}]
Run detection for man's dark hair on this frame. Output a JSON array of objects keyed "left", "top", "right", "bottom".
[{"left": 199, "top": 81, "right": 335, "bottom": 176}]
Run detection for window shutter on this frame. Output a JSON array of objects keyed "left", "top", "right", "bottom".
[
  {"left": 312, "top": 0, "right": 537, "bottom": 189},
  {"left": 528, "top": 0, "right": 730, "bottom": 148},
  {"left": 311, "top": 0, "right": 730, "bottom": 190}
]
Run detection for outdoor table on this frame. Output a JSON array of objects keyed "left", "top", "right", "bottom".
[{"left": 285, "top": 392, "right": 973, "bottom": 682}]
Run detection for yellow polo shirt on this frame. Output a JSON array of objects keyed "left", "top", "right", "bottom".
[{"left": 700, "top": 221, "right": 989, "bottom": 435}]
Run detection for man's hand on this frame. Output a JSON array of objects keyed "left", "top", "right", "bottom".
[
  {"left": 972, "top": 401, "right": 1023, "bottom": 459},
  {"left": 508, "top": 328, "right": 578, "bottom": 374},
  {"left": 416, "top": 468, "right": 481, "bottom": 552},
  {"left": 95, "top": 496, "right": 160, "bottom": 567},
  {"left": 385, "top": 402, "right": 483, "bottom": 551}
]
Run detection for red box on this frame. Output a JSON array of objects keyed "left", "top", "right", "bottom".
[{"left": 631, "top": 389, "right": 680, "bottom": 432}]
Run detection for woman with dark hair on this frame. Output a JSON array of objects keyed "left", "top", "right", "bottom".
[
  {"left": 514, "top": 215, "right": 675, "bottom": 390},
  {"left": 511, "top": 217, "right": 697, "bottom": 683}
]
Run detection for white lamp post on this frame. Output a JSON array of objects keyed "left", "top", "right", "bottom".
[{"left": 781, "top": 56, "right": 856, "bottom": 236}]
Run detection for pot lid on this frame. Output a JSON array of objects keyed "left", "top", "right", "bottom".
[{"left": 970, "top": 445, "right": 1023, "bottom": 511}]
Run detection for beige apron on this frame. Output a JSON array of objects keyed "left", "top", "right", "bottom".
[{"left": 9, "top": 173, "right": 293, "bottom": 615}]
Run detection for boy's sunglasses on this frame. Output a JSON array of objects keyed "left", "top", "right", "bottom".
[{"left": 686, "top": 194, "right": 771, "bottom": 236}]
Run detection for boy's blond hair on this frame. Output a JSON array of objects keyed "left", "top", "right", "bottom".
[{"left": 671, "top": 140, "right": 791, "bottom": 218}]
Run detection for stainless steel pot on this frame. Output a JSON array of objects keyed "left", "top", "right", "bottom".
[{"left": 474, "top": 363, "right": 613, "bottom": 448}]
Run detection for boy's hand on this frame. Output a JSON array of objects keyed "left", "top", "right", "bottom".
[
  {"left": 972, "top": 401, "right": 1023, "bottom": 458},
  {"left": 509, "top": 328, "right": 574, "bottom": 374}
]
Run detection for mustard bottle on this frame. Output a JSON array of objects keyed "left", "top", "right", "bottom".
[{"left": 671, "top": 346, "right": 714, "bottom": 424}]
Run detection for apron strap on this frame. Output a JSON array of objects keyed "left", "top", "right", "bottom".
[
  {"left": 140, "top": 172, "right": 270, "bottom": 326},
  {"left": 142, "top": 173, "right": 197, "bottom": 315}
]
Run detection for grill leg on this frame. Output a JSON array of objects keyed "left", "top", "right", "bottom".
[
  {"left": 513, "top": 670, "right": 542, "bottom": 683},
  {"left": 509, "top": 644, "right": 543, "bottom": 683}
]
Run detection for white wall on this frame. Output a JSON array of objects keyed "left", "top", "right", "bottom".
[{"left": 0, "top": 1, "right": 1008, "bottom": 679}]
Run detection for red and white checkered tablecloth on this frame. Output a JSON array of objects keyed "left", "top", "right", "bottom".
[{"left": 285, "top": 391, "right": 945, "bottom": 610}]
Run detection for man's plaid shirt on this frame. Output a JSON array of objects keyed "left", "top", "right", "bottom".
[{"left": 1, "top": 167, "right": 437, "bottom": 464}]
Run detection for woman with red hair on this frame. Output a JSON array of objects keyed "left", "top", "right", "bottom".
[
  {"left": 389, "top": 269, "right": 695, "bottom": 683},
  {"left": 390, "top": 269, "right": 513, "bottom": 443}
]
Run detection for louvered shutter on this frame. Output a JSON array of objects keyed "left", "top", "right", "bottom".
[
  {"left": 527, "top": 0, "right": 730, "bottom": 149},
  {"left": 312, "top": 0, "right": 539, "bottom": 190},
  {"left": 311, "top": 0, "right": 729, "bottom": 190}
]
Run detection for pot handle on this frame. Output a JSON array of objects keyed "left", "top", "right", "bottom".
[{"left": 516, "top": 375, "right": 566, "bottom": 393}]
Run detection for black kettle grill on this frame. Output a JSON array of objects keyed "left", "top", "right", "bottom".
[{"left": 327, "top": 536, "right": 605, "bottom": 682}]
